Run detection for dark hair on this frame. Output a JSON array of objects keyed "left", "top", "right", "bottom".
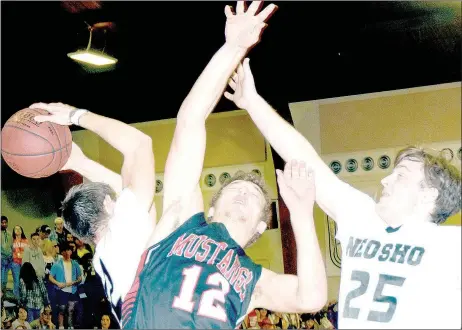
[
  {"left": 20, "top": 262, "right": 38, "bottom": 291},
  {"left": 39, "top": 225, "right": 51, "bottom": 234},
  {"left": 60, "top": 242, "right": 72, "bottom": 253},
  {"left": 12, "top": 226, "right": 27, "bottom": 240},
  {"left": 61, "top": 182, "right": 116, "bottom": 244},
  {"left": 1, "top": 215, "right": 8, "bottom": 222},
  {"left": 395, "top": 146, "right": 461, "bottom": 224},
  {"left": 30, "top": 232, "right": 39, "bottom": 239}
]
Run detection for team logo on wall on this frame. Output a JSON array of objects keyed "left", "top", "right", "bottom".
[
  {"left": 155, "top": 180, "right": 163, "bottom": 193},
  {"left": 378, "top": 155, "right": 391, "bottom": 169},
  {"left": 329, "top": 160, "right": 342, "bottom": 174},
  {"left": 326, "top": 216, "right": 342, "bottom": 272},
  {"left": 361, "top": 156, "right": 374, "bottom": 171},
  {"left": 345, "top": 159, "right": 358, "bottom": 173},
  {"left": 440, "top": 148, "right": 454, "bottom": 162},
  {"left": 252, "top": 169, "right": 261, "bottom": 177},
  {"left": 219, "top": 172, "right": 231, "bottom": 185},
  {"left": 204, "top": 174, "right": 216, "bottom": 187},
  {"left": 458, "top": 147, "right": 462, "bottom": 160}
]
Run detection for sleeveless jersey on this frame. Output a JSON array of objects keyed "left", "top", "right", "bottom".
[
  {"left": 334, "top": 182, "right": 461, "bottom": 329},
  {"left": 93, "top": 188, "right": 152, "bottom": 325},
  {"left": 122, "top": 213, "right": 262, "bottom": 329}
]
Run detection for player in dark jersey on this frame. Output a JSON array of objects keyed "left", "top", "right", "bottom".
[{"left": 122, "top": 1, "right": 328, "bottom": 328}]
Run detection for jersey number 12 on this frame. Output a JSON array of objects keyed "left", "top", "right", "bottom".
[{"left": 173, "top": 265, "right": 230, "bottom": 322}]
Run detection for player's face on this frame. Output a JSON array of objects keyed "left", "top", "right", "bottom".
[
  {"left": 216, "top": 180, "right": 265, "bottom": 225},
  {"left": 376, "top": 159, "right": 427, "bottom": 225}
]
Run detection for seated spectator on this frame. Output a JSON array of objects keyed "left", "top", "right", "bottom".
[
  {"left": 22, "top": 234, "right": 45, "bottom": 280},
  {"left": 11, "top": 306, "right": 31, "bottom": 329},
  {"left": 49, "top": 243, "right": 82, "bottom": 329},
  {"left": 12, "top": 226, "right": 29, "bottom": 297},
  {"left": 19, "top": 263, "right": 50, "bottom": 323},
  {"left": 30, "top": 306, "right": 55, "bottom": 329},
  {"left": 48, "top": 219, "right": 68, "bottom": 248},
  {"left": 101, "top": 314, "right": 111, "bottom": 330}
]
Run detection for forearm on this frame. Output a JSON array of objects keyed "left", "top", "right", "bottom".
[
  {"left": 245, "top": 95, "right": 324, "bottom": 169},
  {"left": 291, "top": 211, "right": 327, "bottom": 310},
  {"left": 48, "top": 275, "right": 61, "bottom": 286},
  {"left": 177, "top": 42, "right": 247, "bottom": 122},
  {"left": 78, "top": 112, "right": 151, "bottom": 157},
  {"left": 68, "top": 156, "right": 123, "bottom": 194}
]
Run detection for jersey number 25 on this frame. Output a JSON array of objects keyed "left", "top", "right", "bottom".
[{"left": 173, "top": 265, "right": 230, "bottom": 322}]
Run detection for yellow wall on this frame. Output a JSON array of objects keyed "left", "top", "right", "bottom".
[
  {"left": 71, "top": 110, "right": 284, "bottom": 273},
  {"left": 319, "top": 86, "right": 461, "bottom": 153}
]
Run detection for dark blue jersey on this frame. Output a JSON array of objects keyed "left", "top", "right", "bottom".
[{"left": 122, "top": 213, "right": 262, "bottom": 329}]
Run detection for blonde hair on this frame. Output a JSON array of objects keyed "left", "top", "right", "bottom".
[
  {"left": 42, "top": 240, "right": 57, "bottom": 258},
  {"left": 54, "top": 217, "right": 64, "bottom": 224}
]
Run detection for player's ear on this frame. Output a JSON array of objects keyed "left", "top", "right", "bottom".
[{"left": 256, "top": 221, "right": 266, "bottom": 234}]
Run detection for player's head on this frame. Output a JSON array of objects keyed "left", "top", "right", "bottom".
[
  {"left": 61, "top": 182, "right": 117, "bottom": 244},
  {"left": 208, "top": 171, "right": 272, "bottom": 248},
  {"left": 376, "top": 146, "right": 461, "bottom": 226}
]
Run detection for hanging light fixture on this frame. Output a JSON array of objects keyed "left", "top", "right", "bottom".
[{"left": 68, "top": 22, "right": 118, "bottom": 67}]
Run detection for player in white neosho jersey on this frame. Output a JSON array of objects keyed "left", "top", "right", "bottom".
[
  {"left": 224, "top": 60, "right": 461, "bottom": 329},
  {"left": 32, "top": 102, "right": 157, "bottom": 324}
]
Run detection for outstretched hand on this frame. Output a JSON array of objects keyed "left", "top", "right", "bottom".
[
  {"left": 224, "top": 57, "right": 257, "bottom": 109},
  {"left": 276, "top": 160, "right": 316, "bottom": 214},
  {"left": 225, "top": 1, "right": 277, "bottom": 50}
]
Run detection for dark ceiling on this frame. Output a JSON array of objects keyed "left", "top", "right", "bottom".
[{"left": 1, "top": 1, "right": 461, "bottom": 189}]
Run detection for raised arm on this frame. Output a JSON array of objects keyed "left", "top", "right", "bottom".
[
  {"left": 249, "top": 160, "right": 327, "bottom": 313},
  {"left": 225, "top": 59, "right": 366, "bottom": 220},
  {"left": 159, "top": 1, "right": 277, "bottom": 231},
  {"left": 32, "top": 103, "right": 155, "bottom": 214}
]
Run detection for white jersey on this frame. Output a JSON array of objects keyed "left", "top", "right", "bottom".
[
  {"left": 93, "top": 188, "right": 152, "bottom": 322},
  {"left": 334, "top": 182, "right": 461, "bottom": 329}
]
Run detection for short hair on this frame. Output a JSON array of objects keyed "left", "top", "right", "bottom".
[
  {"left": 54, "top": 217, "right": 64, "bottom": 224},
  {"left": 61, "top": 182, "right": 117, "bottom": 244},
  {"left": 40, "top": 225, "right": 51, "bottom": 234},
  {"left": 60, "top": 242, "right": 72, "bottom": 252},
  {"left": 395, "top": 146, "right": 461, "bottom": 224},
  {"left": 1, "top": 215, "right": 7, "bottom": 222},
  {"left": 30, "top": 232, "right": 39, "bottom": 239},
  {"left": 210, "top": 171, "right": 272, "bottom": 248}
]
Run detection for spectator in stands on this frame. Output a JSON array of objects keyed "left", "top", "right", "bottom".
[
  {"left": 11, "top": 306, "right": 31, "bottom": 329},
  {"left": 22, "top": 233, "right": 45, "bottom": 280},
  {"left": 38, "top": 226, "right": 51, "bottom": 242},
  {"left": 74, "top": 239, "right": 91, "bottom": 262},
  {"left": 29, "top": 306, "right": 55, "bottom": 329},
  {"left": 48, "top": 219, "right": 67, "bottom": 248},
  {"left": 42, "top": 240, "right": 61, "bottom": 322},
  {"left": 101, "top": 314, "right": 111, "bottom": 330},
  {"left": 1, "top": 216, "right": 13, "bottom": 293},
  {"left": 19, "top": 262, "right": 50, "bottom": 323},
  {"left": 49, "top": 243, "right": 82, "bottom": 329},
  {"left": 12, "top": 226, "right": 29, "bottom": 297}
]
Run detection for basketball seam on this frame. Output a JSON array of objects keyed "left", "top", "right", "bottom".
[
  {"left": 27, "top": 108, "right": 63, "bottom": 174},
  {"left": 2, "top": 121, "right": 56, "bottom": 177},
  {"left": 1, "top": 143, "right": 72, "bottom": 157}
]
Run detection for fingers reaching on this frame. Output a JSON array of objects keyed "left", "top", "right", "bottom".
[
  {"left": 236, "top": 1, "right": 245, "bottom": 14},
  {"left": 237, "top": 63, "right": 245, "bottom": 79},
  {"left": 34, "top": 115, "right": 49, "bottom": 123},
  {"left": 225, "top": 5, "right": 234, "bottom": 18},
  {"left": 224, "top": 91, "right": 234, "bottom": 101},
  {"left": 228, "top": 78, "right": 237, "bottom": 91},
  {"left": 246, "top": 1, "right": 262, "bottom": 15},
  {"left": 257, "top": 3, "right": 277, "bottom": 22}
]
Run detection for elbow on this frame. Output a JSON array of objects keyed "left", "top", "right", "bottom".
[{"left": 297, "top": 293, "right": 327, "bottom": 314}]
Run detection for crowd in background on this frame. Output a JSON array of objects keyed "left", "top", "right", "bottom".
[
  {"left": 1, "top": 215, "right": 116, "bottom": 329},
  {"left": 2, "top": 214, "right": 339, "bottom": 330}
]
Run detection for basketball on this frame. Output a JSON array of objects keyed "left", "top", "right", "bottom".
[{"left": 1, "top": 108, "right": 73, "bottom": 178}]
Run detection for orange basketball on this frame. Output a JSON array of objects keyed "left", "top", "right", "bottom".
[{"left": 1, "top": 108, "right": 72, "bottom": 178}]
